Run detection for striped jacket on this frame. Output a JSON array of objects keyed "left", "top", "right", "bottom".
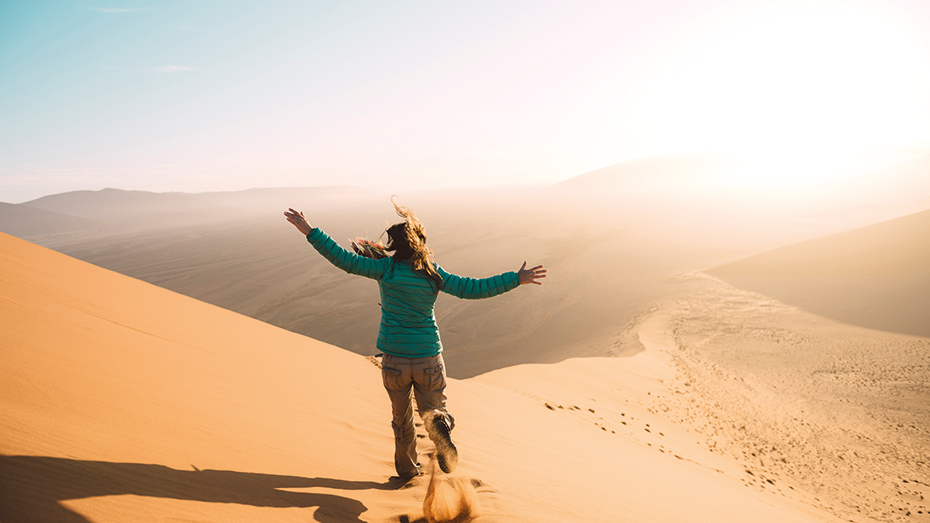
[{"left": 306, "top": 228, "right": 520, "bottom": 357}]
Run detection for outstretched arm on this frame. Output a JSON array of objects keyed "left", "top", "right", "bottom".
[
  {"left": 284, "top": 208, "right": 387, "bottom": 280},
  {"left": 436, "top": 262, "right": 546, "bottom": 300},
  {"left": 438, "top": 266, "right": 519, "bottom": 299},
  {"left": 517, "top": 261, "right": 547, "bottom": 285},
  {"left": 437, "top": 261, "right": 545, "bottom": 300}
]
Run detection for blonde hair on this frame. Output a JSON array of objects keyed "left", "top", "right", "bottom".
[{"left": 388, "top": 198, "right": 443, "bottom": 288}]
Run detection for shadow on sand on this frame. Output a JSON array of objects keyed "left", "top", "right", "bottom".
[{"left": 0, "top": 454, "right": 399, "bottom": 522}]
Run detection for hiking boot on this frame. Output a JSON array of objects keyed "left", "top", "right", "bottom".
[
  {"left": 425, "top": 412, "right": 457, "bottom": 473},
  {"left": 396, "top": 462, "right": 421, "bottom": 481}
]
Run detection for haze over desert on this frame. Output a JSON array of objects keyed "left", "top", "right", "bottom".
[{"left": 3, "top": 1, "right": 930, "bottom": 522}]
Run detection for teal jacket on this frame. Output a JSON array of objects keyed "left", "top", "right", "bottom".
[{"left": 306, "top": 227, "right": 520, "bottom": 358}]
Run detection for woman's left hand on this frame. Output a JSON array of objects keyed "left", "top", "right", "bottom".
[
  {"left": 284, "top": 208, "right": 314, "bottom": 236},
  {"left": 517, "top": 261, "right": 547, "bottom": 285}
]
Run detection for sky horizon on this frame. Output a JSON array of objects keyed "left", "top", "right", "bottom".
[{"left": 3, "top": 0, "right": 930, "bottom": 203}]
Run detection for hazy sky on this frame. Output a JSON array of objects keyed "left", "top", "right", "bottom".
[{"left": 2, "top": 0, "right": 930, "bottom": 202}]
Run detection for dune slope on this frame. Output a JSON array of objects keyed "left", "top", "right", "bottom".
[
  {"left": 0, "top": 232, "right": 401, "bottom": 522},
  {"left": 708, "top": 208, "right": 930, "bottom": 337}
]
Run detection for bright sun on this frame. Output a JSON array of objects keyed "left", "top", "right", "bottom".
[{"left": 647, "top": 1, "right": 930, "bottom": 195}]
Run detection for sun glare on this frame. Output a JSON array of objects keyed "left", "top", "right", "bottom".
[{"left": 646, "top": 2, "right": 930, "bottom": 196}]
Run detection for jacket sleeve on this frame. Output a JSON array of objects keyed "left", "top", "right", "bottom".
[
  {"left": 306, "top": 228, "right": 388, "bottom": 280},
  {"left": 437, "top": 265, "right": 520, "bottom": 299}
]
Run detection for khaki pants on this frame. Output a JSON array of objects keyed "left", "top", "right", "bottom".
[{"left": 381, "top": 353, "right": 455, "bottom": 478}]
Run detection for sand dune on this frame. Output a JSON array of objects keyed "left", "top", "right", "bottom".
[
  {"left": 708, "top": 208, "right": 930, "bottom": 337},
  {"left": 0, "top": 232, "right": 397, "bottom": 521},
  {"left": 1, "top": 231, "right": 853, "bottom": 522}
]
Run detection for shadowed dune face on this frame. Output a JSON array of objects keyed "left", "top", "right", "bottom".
[
  {"left": 709, "top": 208, "right": 930, "bottom": 337},
  {"left": 0, "top": 456, "right": 381, "bottom": 523}
]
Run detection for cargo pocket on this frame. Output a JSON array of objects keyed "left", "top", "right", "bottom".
[
  {"left": 382, "top": 366, "right": 405, "bottom": 391},
  {"left": 423, "top": 364, "right": 446, "bottom": 392}
]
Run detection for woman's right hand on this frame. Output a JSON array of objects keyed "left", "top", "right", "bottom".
[
  {"left": 517, "top": 261, "right": 547, "bottom": 285},
  {"left": 284, "top": 208, "right": 314, "bottom": 236}
]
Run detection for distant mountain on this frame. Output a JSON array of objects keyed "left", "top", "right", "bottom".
[
  {"left": 190, "top": 186, "right": 384, "bottom": 214},
  {"left": 20, "top": 188, "right": 239, "bottom": 225},
  {"left": 708, "top": 208, "right": 930, "bottom": 337},
  {"left": 0, "top": 202, "right": 102, "bottom": 238},
  {"left": 553, "top": 151, "right": 930, "bottom": 206},
  {"left": 552, "top": 152, "right": 737, "bottom": 195},
  {"left": 19, "top": 186, "right": 386, "bottom": 227}
]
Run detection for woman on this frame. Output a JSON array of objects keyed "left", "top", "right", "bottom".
[{"left": 285, "top": 201, "right": 546, "bottom": 479}]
